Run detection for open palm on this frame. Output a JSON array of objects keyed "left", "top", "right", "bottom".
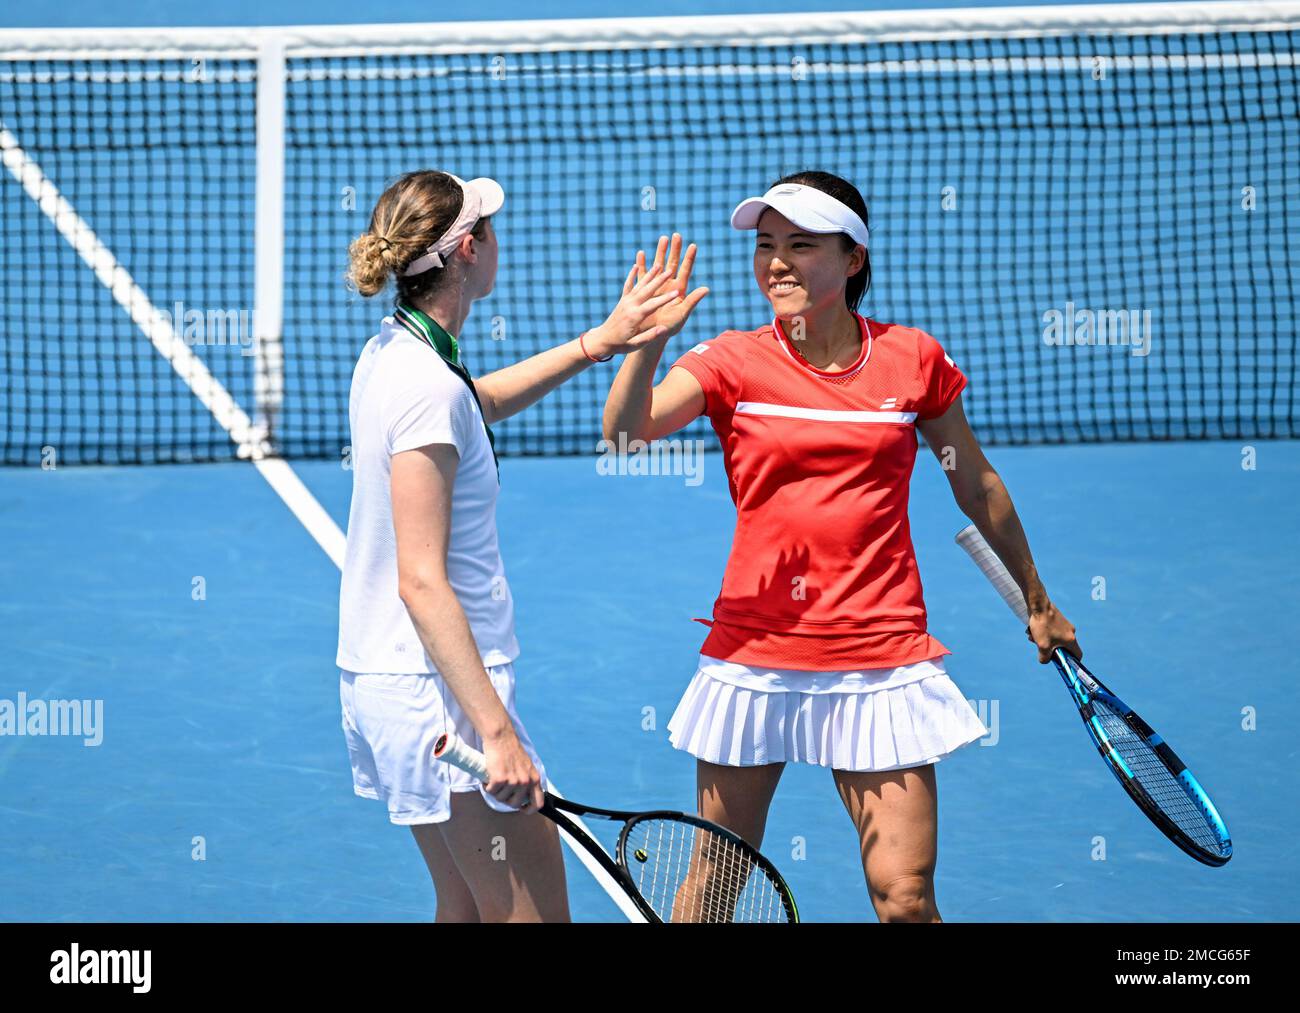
[
  {"left": 592, "top": 233, "right": 710, "bottom": 356},
  {"left": 634, "top": 233, "right": 709, "bottom": 340}
]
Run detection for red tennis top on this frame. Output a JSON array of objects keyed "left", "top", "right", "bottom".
[{"left": 669, "top": 314, "right": 967, "bottom": 671}]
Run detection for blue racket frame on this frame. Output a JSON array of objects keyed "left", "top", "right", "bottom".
[{"left": 1050, "top": 648, "right": 1233, "bottom": 867}]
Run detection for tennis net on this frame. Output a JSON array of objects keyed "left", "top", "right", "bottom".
[{"left": 2, "top": 2, "right": 1298, "bottom": 465}]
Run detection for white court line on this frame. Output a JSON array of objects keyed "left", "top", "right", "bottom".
[
  {"left": 252, "top": 459, "right": 347, "bottom": 567},
  {"left": 4, "top": 119, "right": 642, "bottom": 923},
  {"left": 0, "top": 124, "right": 272, "bottom": 463}
]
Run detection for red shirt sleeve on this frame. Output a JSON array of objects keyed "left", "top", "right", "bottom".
[
  {"left": 668, "top": 332, "right": 744, "bottom": 422},
  {"left": 915, "top": 330, "right": 967, "bottom": 420}
]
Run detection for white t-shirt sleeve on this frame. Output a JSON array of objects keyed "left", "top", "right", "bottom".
[{"left": 384, "top": 373, "right": 477, "bottom": 457}]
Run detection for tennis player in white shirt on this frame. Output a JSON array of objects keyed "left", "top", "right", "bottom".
[{"left": 338, "top": 169, "right": 708, "bottom": 922}]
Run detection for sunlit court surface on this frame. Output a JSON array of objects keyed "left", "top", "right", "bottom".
[{"left": 2, "top": 0, "right": 1298, "bottom": 926}]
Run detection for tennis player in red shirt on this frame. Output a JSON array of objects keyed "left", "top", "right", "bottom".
[{"left": 604, "top": 171, "right": 1080, "bottom": 922}]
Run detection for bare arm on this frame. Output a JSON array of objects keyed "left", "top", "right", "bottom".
[
  {"left": 475, "top": 235, "right": 707, "bottom": 425},
  {"left": 603, "top": 347, "right": 706, "bottom": 443},
  {"left": 918, "top": 395, "right": 1081, "bottom": 663},
  {"left": 391, "top": 442, "right": 542, "bottom": 808},
  {"left": 474, "top": 337, "right": 604, "bottom": 425}
]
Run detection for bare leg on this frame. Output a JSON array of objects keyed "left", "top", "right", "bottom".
[
  {"left": 430, "top": 790, "right": 571, "bottom": 922},
  {"left": 672, "top": 759, "right": 786, "bottom": 922},
  {"left": 410, "top": 822, "right": 480, "bottom": 923},
  {"left": 833, "top": 764, "right": 941, "bottom": 923},
  {"left": 696, "top": 758, "right": 786, "bottom": 847}
]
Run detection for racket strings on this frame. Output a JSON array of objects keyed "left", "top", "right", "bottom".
[
  {"left": 1092, "top": 702, "right": 1227, "bottom": 854},
  {"left": 624, "top": 818, "right": 788, "bottom": 923}
]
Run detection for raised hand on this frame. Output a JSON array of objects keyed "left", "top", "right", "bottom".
[
  {"left": 633, "top": 233, "right": 710, "bottom": 341},
  {"left": 585, "top": 233, "right": 709, "bottom": 359}
]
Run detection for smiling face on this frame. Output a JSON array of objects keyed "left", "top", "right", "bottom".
[{"left": 753, "top": 207, "right": 865, "bottom": 318}]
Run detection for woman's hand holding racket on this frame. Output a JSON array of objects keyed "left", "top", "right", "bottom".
[
  {"left": 480, "top": 729, "right": 545, "bottom": 811},
  {"left": 1026, "top": 601, "right": 1081, "bottom": 664}
]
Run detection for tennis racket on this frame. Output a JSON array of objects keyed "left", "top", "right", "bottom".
[
  {"left": 433, "top": 730, "right": 799, "bottom": 922},
  {"left": 955, "top": 524, "right": 1232, "bottom": 867}
]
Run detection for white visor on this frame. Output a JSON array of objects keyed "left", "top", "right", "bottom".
[
  {"left": 730, "top": 182, "right": 868, "bottom": 250},
  {"left": 402, "top": 174, "right": 505, "bottom": 277}
]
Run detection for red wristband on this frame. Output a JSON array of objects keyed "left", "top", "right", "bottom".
[{"left": 580, "top": 332, "right": 613, "bottom": 363}]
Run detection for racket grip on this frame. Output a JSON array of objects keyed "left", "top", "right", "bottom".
[
  {"left": 433, "top": 729, "right": 490, "bottom": 782},
  {"left": 955, "top": 524, "right": 1031, "bottom": 625}
]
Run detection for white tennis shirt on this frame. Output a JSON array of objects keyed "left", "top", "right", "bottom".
[{"left": 336, "top": 317, "right": 519, "bottom": 674}]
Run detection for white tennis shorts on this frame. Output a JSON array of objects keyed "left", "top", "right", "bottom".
[{"left": 339, "top": 663, "right": 548, "bottom": 825}]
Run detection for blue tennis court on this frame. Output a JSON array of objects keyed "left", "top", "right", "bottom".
[{"left": 3, "top": 441, "right": 1296, "bottom": 920}]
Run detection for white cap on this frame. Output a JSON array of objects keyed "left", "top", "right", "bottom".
[
  {"left": 730, "top": 182, "right": 868, "bottom": 249},
  {"left": 402, "top": 174, "right": 505, "bottom": 277}
]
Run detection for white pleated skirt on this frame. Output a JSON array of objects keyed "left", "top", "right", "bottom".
[{"left": 667, "top": 655, "right": 989, "bottom": 772}]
